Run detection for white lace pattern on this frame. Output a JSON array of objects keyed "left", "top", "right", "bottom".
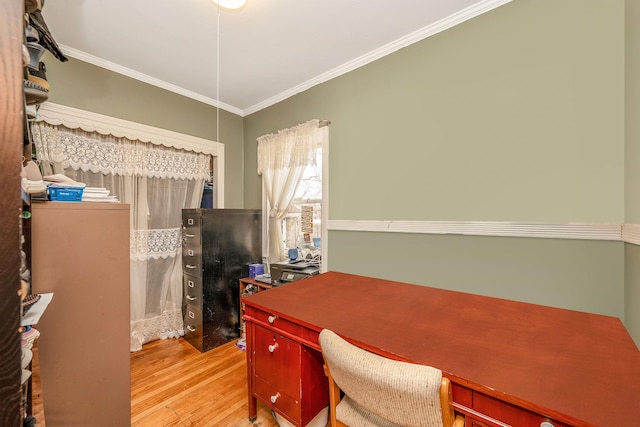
[
  {"left": 130, "top": 228, "right": 182, "bottom": 261},
  {"left": 32, "top": 122, "right": 210, "bottom": 180},
  {"left": 31, "top": 121, "right": 205, "bottom": 352},
  {"left": 130, "top": 307, "right": 184, "bottom": 352}
]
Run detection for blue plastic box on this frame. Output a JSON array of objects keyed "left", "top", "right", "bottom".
[
  {"left": 49, "top": 186, "right": 84, "bottom": 202},
  {"left": 248, "top": 263, "right": 264, "bottom": 278}
]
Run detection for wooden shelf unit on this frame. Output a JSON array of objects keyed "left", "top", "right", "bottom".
[{"left": 239, "top": 277, "right": 272, "bottom": 340}]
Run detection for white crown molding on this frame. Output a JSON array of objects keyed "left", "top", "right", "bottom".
[
  {"left": 327, "top": 220, "right": 625, "bottom": 242},
  {"left": 56, "top": 1, "right": 511, "bottom": 117},
  {"left": 57, "top": 45, "right": 244, "bottom": 117},
  {"left": 242, "top": 0, "right": 512, "bottom": 115}
]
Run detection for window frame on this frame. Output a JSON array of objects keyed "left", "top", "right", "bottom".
[{"left": 261, "top": 135, "right": 328, "bottom": 272}]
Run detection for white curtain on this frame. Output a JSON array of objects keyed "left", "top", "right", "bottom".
[
  {"left": 32, "top": 122, "right": 209, "bottom": 351},
  {"left": 257, "top": 119, "right": 321, "bottom": 263}
]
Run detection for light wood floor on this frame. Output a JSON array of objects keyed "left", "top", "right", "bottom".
[{"left": 32, "top": 338, "right": 279, "bottom": 426}]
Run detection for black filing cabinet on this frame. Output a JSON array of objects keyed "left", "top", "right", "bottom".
[{"left": 182, "top": 209, "right": 262, "bottom": 352}]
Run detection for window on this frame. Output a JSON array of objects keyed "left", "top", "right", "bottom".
[
  {"left": 281, "top": 147, "right": 322, "bottom": 260},
  {"left": 258, "top": 119, "right": 328, "bottom": 271}
]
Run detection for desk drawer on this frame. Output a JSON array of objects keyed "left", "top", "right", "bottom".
[
  {"left": 184, "top": 303, "right": 202, "bottom": 335},
  {"left": 473, "top": 392, "right": 568, "bottom": 427},
  {"left": 254, "top": 376, "right": 300, "bottom": 421},
  {"left": 245, "top": 306, "right": 318, "bottom": 346},
  {"left": 451, "top": 382, "right": 472, "bottom": 408},
  {"left": 254, "top": 325, "right": 301, "bottom": 397},
  {"left": 183, "top": 302, "right": 203, "bottom": 351},
  {"left": 182, "top": 243, "right": 202, "bottom": 278},
  {"left": 183, "top": 274, "right": 202, "bottom": 303},
  {"left": 182, "top": 213, "right": 201, "bottom": 245}
]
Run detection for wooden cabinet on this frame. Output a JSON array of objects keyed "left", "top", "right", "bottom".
[
  {"left": 31, "top": 202, "right": 130, "bottom": 427},
  {"left": 239, "top": 277, "right": 271, "bottom": 339},
  {"left": 240, "top": 277, "right": 272, "bottom": 295},
  {"left": 245, "top": 305, "right": 328, "bottom": 427}
]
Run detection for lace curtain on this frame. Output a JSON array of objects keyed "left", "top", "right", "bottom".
[
  {"left": 32, "top": 122, "right": 209, "bottom": 351},
  {"left": 257, "top": 119, "right": 321, "bottom": 263}
]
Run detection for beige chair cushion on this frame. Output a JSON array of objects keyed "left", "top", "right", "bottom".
[
  {"left": 337, "top": 395, "right": 403, "bottom": 426},
  {"left": 319, "top": 329, "right": 444, "bottom": 427}
]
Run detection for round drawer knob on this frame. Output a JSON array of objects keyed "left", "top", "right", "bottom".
[
  {"left": 268, "top": 343, "right": 279, "bottom": 353},
  {"left": 540, "top": 422, "right": 555, "bottom": 427},
  {"left": 270, "top": 392, "right": 280, "bottom": 404},
  {"left": 268, "top": 315, "right": 277, "bottom": 324}
]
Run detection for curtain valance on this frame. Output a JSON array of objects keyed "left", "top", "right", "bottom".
[
  {"left": 36, "top": 102, "right": 221, "bottom": 156},
  {"left": 257, "top": 119, "right": 320, "bottom": 174},
  {"left": 32, "top": 122, "right": 211, "bottom": 181}
]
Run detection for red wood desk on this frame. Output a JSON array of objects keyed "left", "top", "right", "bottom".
[{"left": 243, "top": 271, "right": 640, "bottom": 427}]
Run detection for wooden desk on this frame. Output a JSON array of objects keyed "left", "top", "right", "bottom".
[{"left": 243, "top": 271, "right": 640, "bottom": 427}]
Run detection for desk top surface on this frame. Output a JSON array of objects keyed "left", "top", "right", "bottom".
[{"left": 243, "top": 271, "right": 640, "bottom": 427}]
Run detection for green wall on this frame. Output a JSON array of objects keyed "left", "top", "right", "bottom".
[
  {"left": 246, "top": 0, "right": 625, "bottom": 222},
  {"left": 245, "top": 0, "right": 637, "bottom": 344},
  {"left": 625, "top": 0, "right": 640, "bottom": 346},
  {"left": 43, "top": 55, "right": 246, "bottom": 208},
  {"left": 41, "top": 0, "right": 638, "bottom": 346},
  {"left": 330, "top": 232, "right": 624, "bottom": 316}
]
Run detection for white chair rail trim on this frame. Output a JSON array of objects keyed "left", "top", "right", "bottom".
[
  {"left": 328, "top": 220, "right": 640, "bottom": 244},
  {"left": 36, "top": 102, "right": 222, "bottom": 156}
]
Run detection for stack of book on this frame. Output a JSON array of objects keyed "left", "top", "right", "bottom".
[{"left": 82, "top": 187, "right": 119, "bottom": 203}]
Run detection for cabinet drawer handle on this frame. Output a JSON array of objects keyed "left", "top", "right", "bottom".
[
  {"left": 268, "top": 343, "right": 279, "bottom": 353},
  {"left": 186, "top": 264, "right": 197, "bottom": 269},
  {"left": 186, "top": 296, "right": 196, "bottom": 301},
  {"left": 185, "top": 233, "right": 195, "bottom": 237},
  {"left": 268, "top": 315, "right": 277, "bottom": 324},
  {"left": 270, "top": 392, "right": 280, "bottom": 404},
  {"left": 187, "top": 326, "right": 196, "bottom": 332}
]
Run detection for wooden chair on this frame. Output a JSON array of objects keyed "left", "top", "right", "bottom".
[{"left": 318, "top": 329, "right": 465, "bottom": 427}]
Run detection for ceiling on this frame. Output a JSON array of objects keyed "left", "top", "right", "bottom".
[{"left": 40, "top": 0, "right": 509, "bottom": 116}]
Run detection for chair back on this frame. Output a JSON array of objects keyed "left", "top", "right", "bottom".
[{"left": 319, "top": 329, "right": 445, "bottom": 427}]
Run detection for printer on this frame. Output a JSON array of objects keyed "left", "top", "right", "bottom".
[{"left": 270, "top": 259, "right": 319, "bottom": 286}]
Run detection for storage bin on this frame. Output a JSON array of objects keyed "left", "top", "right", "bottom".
[{"left": 48, "top": 186, "right": 84, "bottom": 202}]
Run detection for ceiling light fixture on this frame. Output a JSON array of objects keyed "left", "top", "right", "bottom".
[{"left": 211, "top": 0, "right": 246, "bottom": 10}]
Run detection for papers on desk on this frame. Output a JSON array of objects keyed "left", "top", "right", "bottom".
[
  {"left": 82, "top": 187, "right": 119, "bottom": 203},
  {"left": 44, "top": 174, "right": 86, "bottom": 188}
]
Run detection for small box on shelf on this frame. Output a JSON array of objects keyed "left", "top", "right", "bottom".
[
  {"left": 48, "top": 186, "right": 84, "bottom": 202},
  {"left": 248, "top": 263, "right": 264, "bottom": 278}
]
